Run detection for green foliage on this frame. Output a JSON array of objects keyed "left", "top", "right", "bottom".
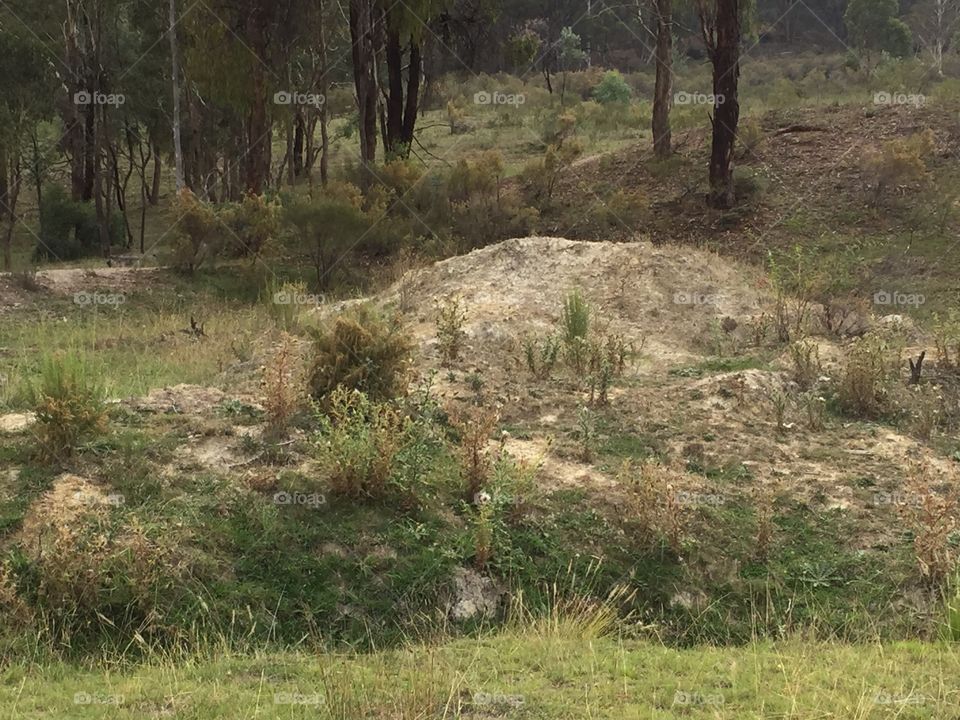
[
  {"left": 35, "top": 185, "right": 124, "bottom": 262},
  {"left": 844, "top": 0, "right": 913, "bottom": 58},
  {"left": 171, "top": 189, "right": 220, "bottom": 273},
  {"left": 26, "top": 351, "right": 107, "bottom": 459},
  {"left": 220, "top": 193, "right": 281, "bottom": 258},
  {"left": 315, "top": 387, "right": 409, "bottom": 500},
  {"left": 592, "top": 70, "right": 632, "bottom": 104},
  {"left": 308, "top": 305, "right": 414, "bottom": 405},
  {"left": 505, "top": 28, "right": 541, "bottom": 71},
  {"left": 283, "top": 193, "right": 371, "bottom": 288},
  {"left": 561, "top": 289, "right": 590, "bottom": 370}
]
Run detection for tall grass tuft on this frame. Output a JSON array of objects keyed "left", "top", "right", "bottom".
[{"left": 26, "top": 351, "right": 107, "bottom": 459}]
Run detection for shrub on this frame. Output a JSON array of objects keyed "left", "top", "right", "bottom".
[
  {"left": 435, "top": 296, "right": 467, "bottom": 365},
  {"left": 788, "top": 340, "right": 822, "bottom": 390},
  {"left": 308, "top": 305, "right": 414, "bottom": 405},
  {"left": 898, "top": 462, "right": 959, "bottom": 585},
  {"left": 523, "top": 334, "right": 561, "bottom": 379},
  {"left": 454, "top": 404, "right": 501, "bottom": 503},
  {"left": 221, "top": 192, "right": 281, "bottom": 258},
  {"left": 521, "top": 136, "right": 584, "bottom": 204},
  {"left": 262, "top": 332, "right": 303, "bottom": 440},
  {"left": 284, "top": 195, "right": 371, "bottom": 289},
  {"left": 592, "top": 70, "right": 632, "bottom": 104},
  {"left": 315, "top": 387, "right": 409, "bottom": 500},
  {"left": 836, "top": 331, "right": 903, "bottom": 418},
  {"left": 12, "top": 475, "right": 188, "bottom": 647},
  {"left": 860, "top": 131, "right": 934, "bottom": 206},
  {"left": 35, "top": 185, "right": 124, "bottom": 262},
  {"left": 27, "top": 351, "right": 107, "bottom": 459},
  {"left": 561, "top": 289, "right": 590, "bottom": 372},
  {"left": 171, "top": 189, "right": 220, "bottom": 273}
]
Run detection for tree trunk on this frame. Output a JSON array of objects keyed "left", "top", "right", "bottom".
[
  {"left": 401, "top": 40, "right": 421, "bottom": 148},
  {"left": 150, "top": 144, "right": 162, "bottom": 204},
  {"left": 293, "top": 111, "right": 305, "bottom": 177},
  {"left": 702, "top": 0, "right": 740, "bottom": 209},
  {"left": 652, "top": 0, "right": 673, "bottom": 158},
  {"left": 318, "top": 0, "right": 330, "bottom": 186},
  {"left": 349, "top": 0, "right": 380, "bottom": 185},
  {"left": 384, "top": 27, "right": 405, "bottom": 156},
  {"left": 169, "top": 0, "right": 185, "bottom": 192}
]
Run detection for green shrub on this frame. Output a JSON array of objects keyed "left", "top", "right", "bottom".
[
  {"left": 308, "top": 305, "right": 414, "bottom": 405},
  {"left": 592, "top": 70, "right": 632, "bottom": 104},
  {"left": 315, "top": 386, "right": 408, "bottom": 500},
  {"left": 562, "top": 290, "right": 590, "bottom": 341},
  {"left": 284, "top": 195, "right": 371, "bottom": 289},
  {"left": 35, "top": 185, "right": 123, "bottom": 261},
  {"left": 314, "top": 386, "right": 442, "bottom": 505},
  {"left": 27, "top": 351, "right": 107, "bottom": 459},
  {"left": 221, "top": 192, "right": 281, "bottom": 258}
]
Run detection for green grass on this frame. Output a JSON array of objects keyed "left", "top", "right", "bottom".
[{"left": 4, "top": 633, "right": 959, "bottom": 718}]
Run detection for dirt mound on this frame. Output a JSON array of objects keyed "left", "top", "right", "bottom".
[
  {"left": 130, "top": 384, "right": 228, "bottom": 414},
  {"left": 388, "top": 236, "right": 769, "bottom": 368}
]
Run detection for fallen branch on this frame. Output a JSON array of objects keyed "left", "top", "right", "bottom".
[{"left": 774, "top": 124, "right": 829, "bottom": 136}]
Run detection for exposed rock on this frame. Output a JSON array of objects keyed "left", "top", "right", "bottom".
[{"left": 450, "top": 567, "right": 505, "bottom": 621}]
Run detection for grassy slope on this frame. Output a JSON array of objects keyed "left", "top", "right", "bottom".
[{"left": 4, "top": 633, "right": 960, "bottom": 719}]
